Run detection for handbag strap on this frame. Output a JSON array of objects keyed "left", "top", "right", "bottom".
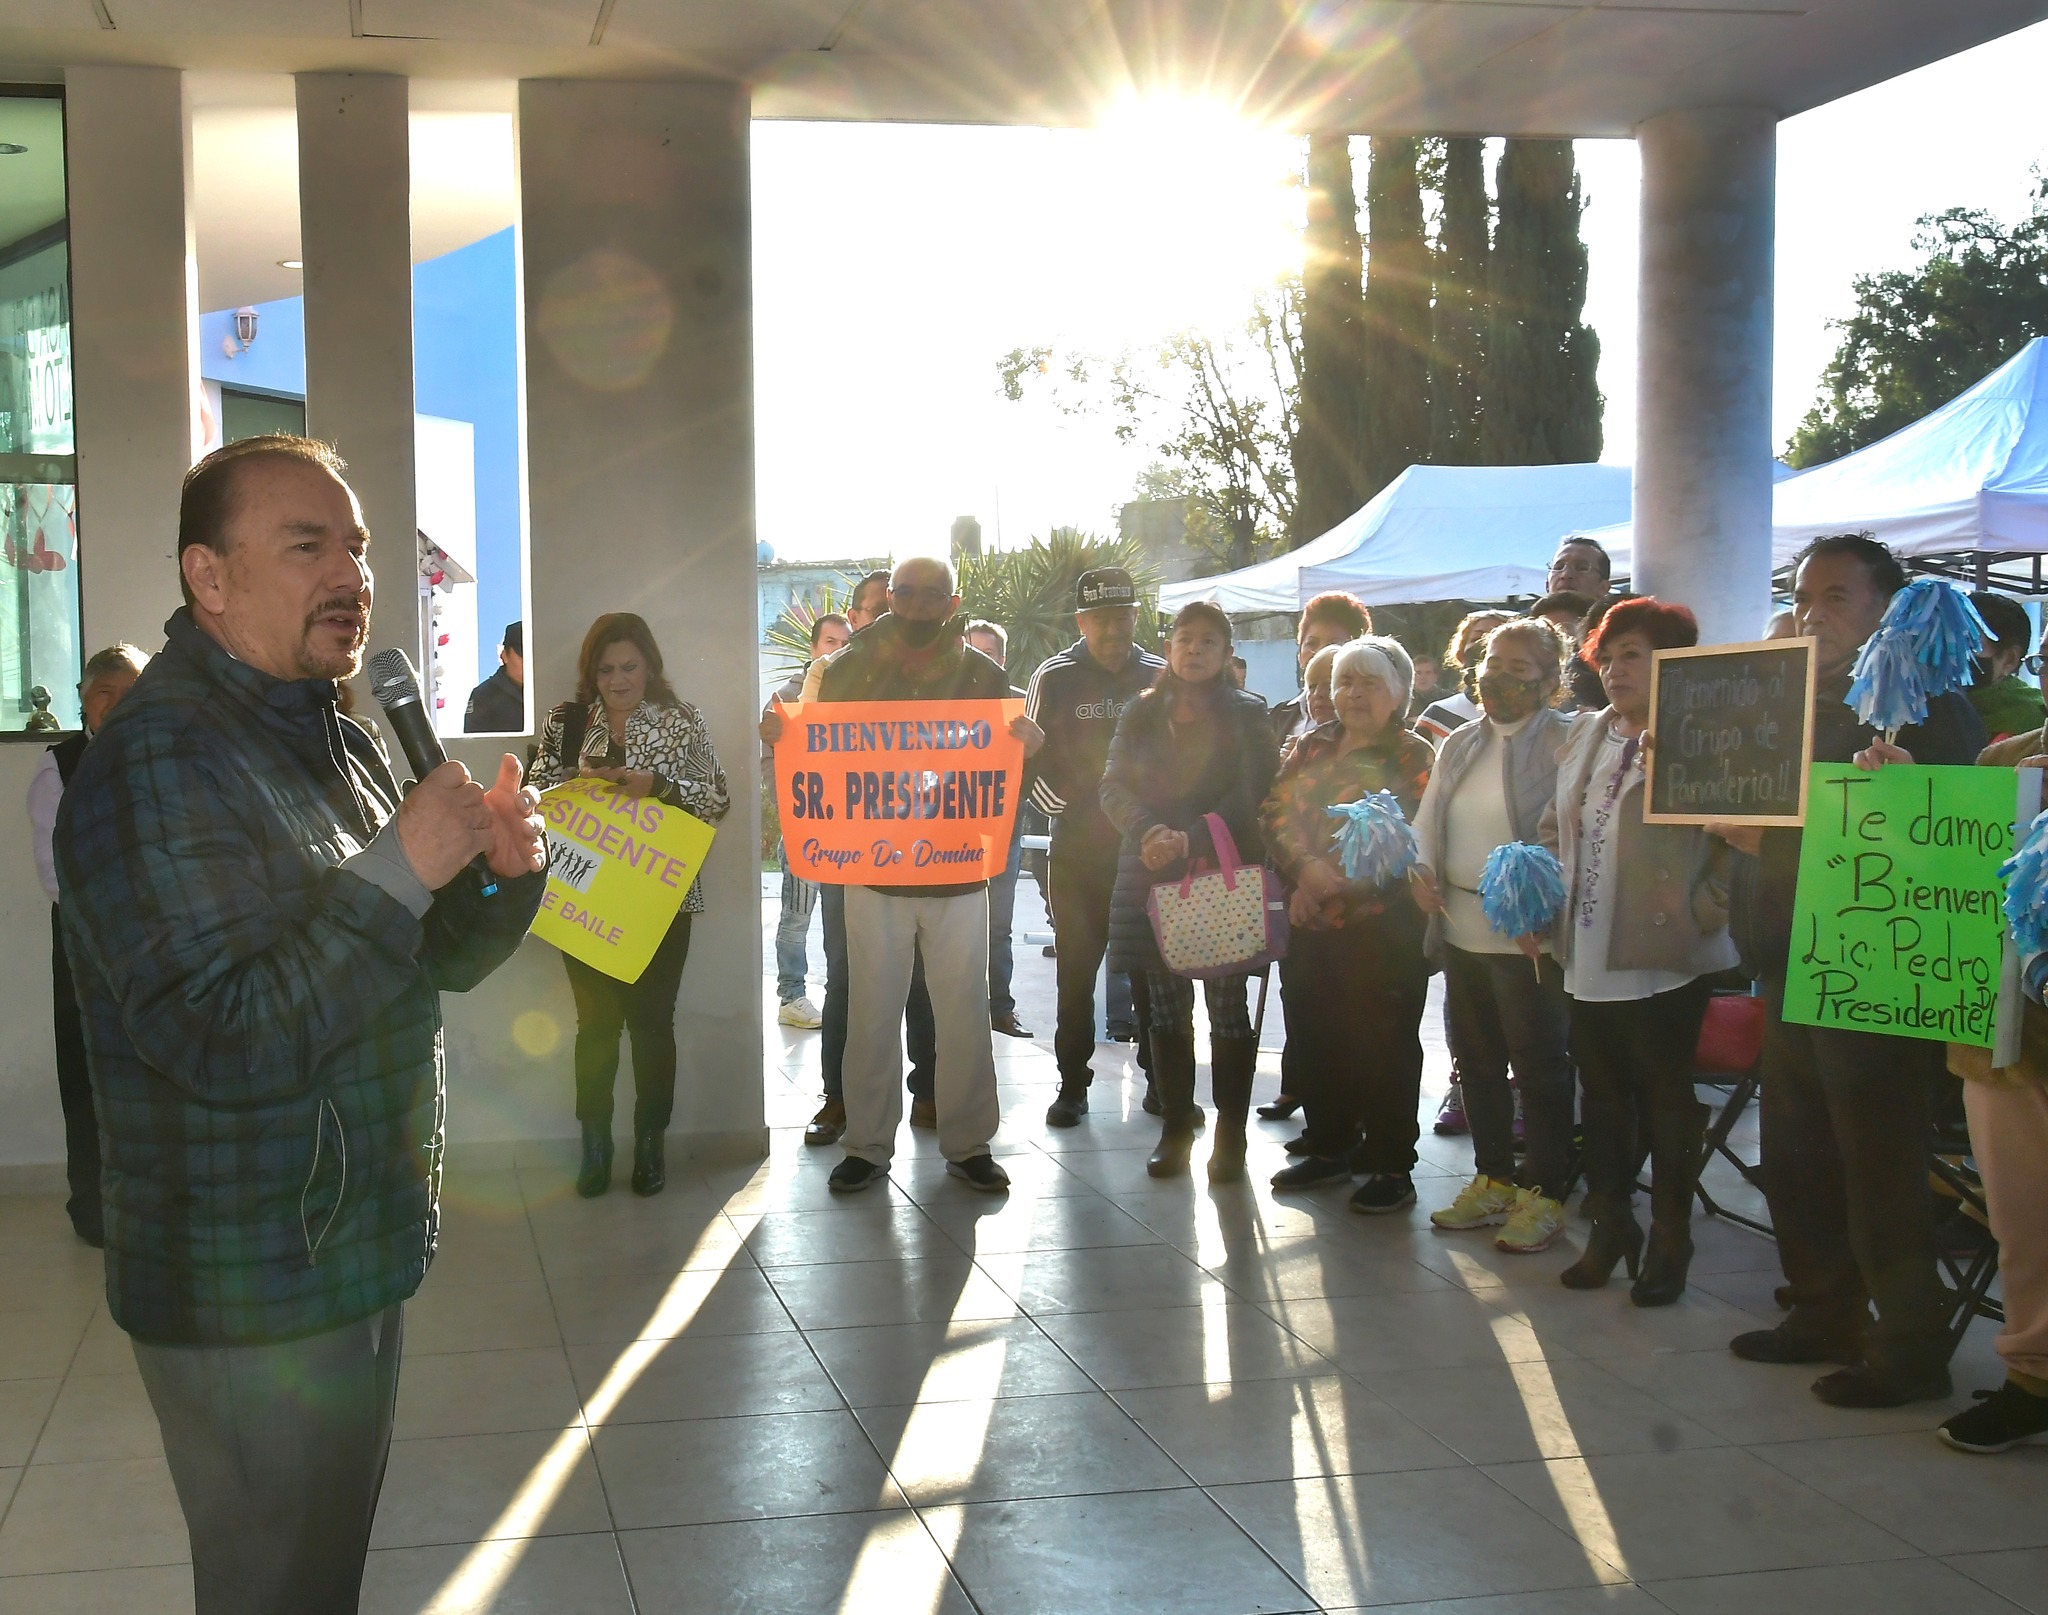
[
  {"left": 1173, "top": 811, "right": 1247, "bottom": 898},
  {"left": 1204, "top": 811, "right": 1244, "bottom": 872}
]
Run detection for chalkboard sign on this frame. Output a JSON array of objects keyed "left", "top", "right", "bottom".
[{"left": 1644, "top": 637, "right": 1817, "bottom": 827}]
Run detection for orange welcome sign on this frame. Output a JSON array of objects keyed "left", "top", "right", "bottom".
[{"left": 774, "top": 699, "right": 1026, "bottom": 885}]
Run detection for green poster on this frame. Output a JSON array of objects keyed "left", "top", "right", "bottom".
[{"left": 1783, "top": 763, "right": 2018, "bottom": 1048}]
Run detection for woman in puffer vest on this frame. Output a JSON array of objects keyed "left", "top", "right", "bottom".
[{"left": 1101, "top": 602, "right": 1279, "bottom": 1182}]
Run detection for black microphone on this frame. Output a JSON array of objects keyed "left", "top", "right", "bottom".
[{"left": 366, "top": 647, "right": 499, "bottom": 897}]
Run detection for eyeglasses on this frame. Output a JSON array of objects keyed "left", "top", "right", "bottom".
[
  {"left": 889, "top": 585, "right": 953, "bottom": 607},
  {"left": 2025, "top": 654, "right": 2043, "bottom": 676}
]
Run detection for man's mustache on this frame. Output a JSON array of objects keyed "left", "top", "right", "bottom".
[{"left": 305, "top": 596, "right": 370, "bottom": 637}]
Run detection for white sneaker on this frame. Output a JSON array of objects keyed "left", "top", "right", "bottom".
[{"left": 778, "top": 995, "right": 823, "bottom": 1029}]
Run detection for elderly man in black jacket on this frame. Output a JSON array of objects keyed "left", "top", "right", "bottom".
[
  {"left": 1023, "top": 568, "right": 1166, "bottom": 1124},
  {"left": 55, "top": 435, "right": 546, "bottom": 1615},
  {"left": 1714, "top": 533, "right": 1986, "bottom": 1409},
  {"left": 820, "top": 556, "right": 1042, "bottom": 1196}
]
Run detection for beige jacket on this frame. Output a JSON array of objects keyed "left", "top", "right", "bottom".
[
  {"left": 1949, "top": 726, "right": 2048, "bottom": 1090},
  {"left": 1540, "top": 708, "right": 1738, "bottom": 978}
]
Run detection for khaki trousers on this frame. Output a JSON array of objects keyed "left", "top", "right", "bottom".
[
  {"left": 1963, "top": 1079, "right": 2048, "bottom": 1386},
  {"left": 842, "top": 885, "right": 1000, "bottom": 1166}
]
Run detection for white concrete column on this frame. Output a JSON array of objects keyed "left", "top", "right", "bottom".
[
  {"left": 295, "top": 73, "right": 421, "bottom": 679},
  {"left": 1633, "top": 106, "right": 1777, "bottom": 646},
  {"left": 440, "top": 78, "right": 763, "bottom": 1161},
  {"left": 63, "top": 65, "right": 198, "bottom": 653}
]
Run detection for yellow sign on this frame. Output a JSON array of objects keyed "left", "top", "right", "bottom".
[{"left": 530, "top": 777, "right": 716, "bottom": 982}]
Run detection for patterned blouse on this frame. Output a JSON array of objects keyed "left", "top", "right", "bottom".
[
  {"left": 532, "top": 698, "right": 730, "bottom": 914},
  {"left": 1261, "top": 720, "right": 1435, "bottom": 925}
]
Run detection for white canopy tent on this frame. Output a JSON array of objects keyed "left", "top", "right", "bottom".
[
  {"left": 1595, "top": 339, "right": 2048, "bottom": 581},
  {"left": 1157, "top": 462, "right": 1633, "bottom": 616}
]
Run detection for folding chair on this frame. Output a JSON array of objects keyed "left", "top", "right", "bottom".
[
  {"left": 1929, "top": 1128, "right": 2005, "bottom": 1352},
  {"left": 1688, "top": 988, "right": 1772, "bottom": 1236}
]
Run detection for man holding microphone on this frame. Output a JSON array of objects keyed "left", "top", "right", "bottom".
[{"left": 55, "top": 435, "right": 546, "bottom": 1613}]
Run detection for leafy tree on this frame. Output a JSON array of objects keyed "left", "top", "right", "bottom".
[
  {"left": 1787, "top": 184, "right": 2048, "bottom": 466},
  {"left": 1292, "top": 132, "right": 1369, "bottom": 545},
  {"left": 955, "top": 527, "right": 1162, "bottom": 684},
  {"left": 1360, "top": 136, "right": 1432, "bottom": 498},
  {"left": 998, "top": 280, "right": 1301, "bottom": 573},
  {"left": 763, "top": 577, "right": 859, "bottom": 683},
  {"left": 1429, "top": 137, "right": 1490, "bottom": 464},
  {"left": 1482, "top": 140, "right": 1602, "bottom": 465}
]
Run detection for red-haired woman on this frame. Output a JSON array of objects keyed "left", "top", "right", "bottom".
[
  {"left": 1538, "top": 598, "right": 1737, "bottom": 1304},
  {"left": 533, "top": 613, "right": 730, "bottom": 1199}
]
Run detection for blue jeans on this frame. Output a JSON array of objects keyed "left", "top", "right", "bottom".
[
  {"left": 987, "top": 830, "right": 1023, "bottom": 1017},
  {"left": 774, "top": 843, "right": 818, "bottom": 1003}
]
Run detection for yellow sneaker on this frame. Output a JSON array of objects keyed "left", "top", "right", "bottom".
[
  {"left": 1430, "top": 1174, "right": 1518, "bottom": 1230},
  {"left": 1495, "top": 1188, "right": 1565, "bottom": 1254}
]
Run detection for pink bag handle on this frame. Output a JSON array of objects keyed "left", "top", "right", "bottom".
[{"left": 1177, "top": 812, "right": 1243, "bottom": 898}]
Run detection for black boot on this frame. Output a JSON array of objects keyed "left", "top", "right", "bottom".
[
  {"left": 1631, "top": 1223, "right": 1693, "bottom": 1307},
  {"left": 1630, "top": 1100, "right": 1704, "bottom": 1306},
  {"left": 1146, "top": 1030, "right": 1199, "bottom": 1178},
  {"left": 576, "top": 1122, "right": 613, "bottom": 1198},
  {"left": 1206, "top": 1034, "right": 1258, "bottom": 1184},
  {"left": 1559, "top": 1193, "right": 1643, "bottom": 1289},
  {"left": 631, "top": 1126, "right": 666, "bottom": 1197}
]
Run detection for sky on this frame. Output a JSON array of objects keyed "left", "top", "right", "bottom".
[{"left": 750, "top": 19, "right": 2048, "bottom": 567}]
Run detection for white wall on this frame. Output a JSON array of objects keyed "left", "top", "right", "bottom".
[
  {"left": 63, "top": 65, "right": 198, "bottom": 660},
  {"left": 447, "top": 78, "right": 765, "bottom": 1161},
  {"left": 1, "top": 745, "right": 63, "bottom": 1182}
]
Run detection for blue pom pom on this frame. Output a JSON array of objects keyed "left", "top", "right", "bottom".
[
  {"left": 1883, "top": 577, "right": 1988, "bottom": 696},
  {"left": 1847, "top": 578, "right": 1991, "bottom": 734},
  {"left": 1847, "top": 626, "right": 1929, "bottom": 735},
  {"left": 1326, "top": 792, "right": 1418, "bottom": 886},
  {"left": 1478, "top": 841, "right": 1567, "bottom": 938},
  {"left": 2001, "top": 808, "right": 2048, "bottom": 957}
]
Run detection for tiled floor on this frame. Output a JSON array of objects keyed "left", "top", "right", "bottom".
[{"left": 1, "top": 891, "right": 2043, "bottom": 1613}]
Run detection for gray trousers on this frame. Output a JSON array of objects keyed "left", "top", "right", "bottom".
[
  {"left": 843, "top": 885, "right": 1000, "bottom": 1165},
  {"left": 132, "top": 1304, "right": 405, "bottom": 1615}
]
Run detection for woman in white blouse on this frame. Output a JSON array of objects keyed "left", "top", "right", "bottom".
[
  {"left": 532, "top": 613, "right": 729, "bottom": 1200},
  {"left": 1538, "top": 598, "right": 1737, "bottom": 1306}
]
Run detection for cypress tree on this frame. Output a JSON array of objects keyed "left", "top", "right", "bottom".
[
  {"left": 1290, "top": 133, "right": 1369, "bottom": 546},
  {"left": 1359, "top": 135, "right": 1431, "bottom": 499},
  {"left": 1429, "top": 136, "right": 1489, "bottom": 464},
  {"left": 1481, "top": 139, "right": 1603, "bottom": 464}
]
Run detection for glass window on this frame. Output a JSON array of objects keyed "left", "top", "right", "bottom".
[{"left": 0, "top": 88, "right": 79, "bottom": 735}]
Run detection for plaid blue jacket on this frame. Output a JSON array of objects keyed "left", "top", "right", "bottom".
[{"left": 55, "top": 611, "right": 544, "bottom": 1345}]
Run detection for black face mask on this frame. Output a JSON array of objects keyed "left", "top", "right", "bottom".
[
  {"left": 1478, "top": 670, "right": 1546, "bottom": 723},
  {"left": 896, "top": 616, "right": 945, "bottom": 648}
]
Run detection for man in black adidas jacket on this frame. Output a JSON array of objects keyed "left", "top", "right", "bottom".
[{"left": 1024, "top": 568, "right": 1167, "bottom": 1125}]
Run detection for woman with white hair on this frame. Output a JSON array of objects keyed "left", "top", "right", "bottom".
[
  {"left": 1262, "top": 635, "right": 1437, "bottom": 1214},
  {"left": 1410, "top": 618, "right": 1577, "bottom": 1255}
]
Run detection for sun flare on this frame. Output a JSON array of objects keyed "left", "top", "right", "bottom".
[{"left": 1079, "top": 92, "right": 1306, "bottom": 336}]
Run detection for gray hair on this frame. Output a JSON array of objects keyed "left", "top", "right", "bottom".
[
  {"left": 1332, "top": 634, "right": 1414, "bottom": 706},
  {"left": 81, "top": 643, "right": 150, "bottom": 687},
  {"left": 1483, "top": 617, "right": 1565, "bottom": 679}
]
